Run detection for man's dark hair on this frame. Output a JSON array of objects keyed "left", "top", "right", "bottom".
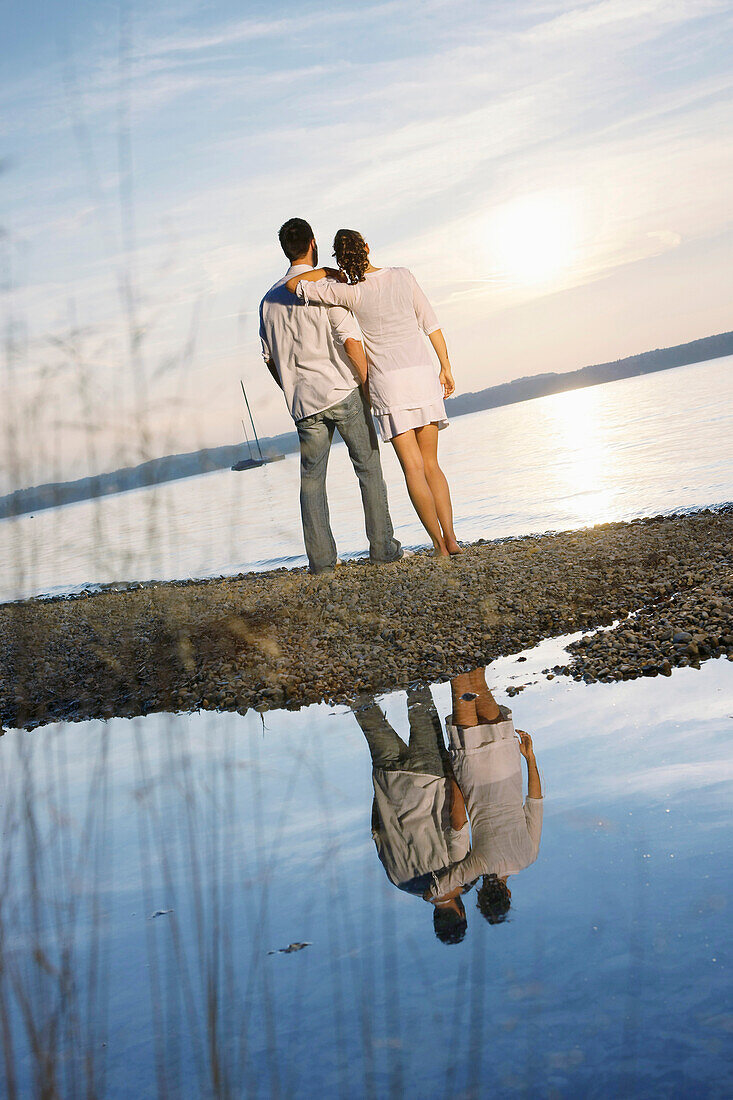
[
  {"left": 433, "top": 898, "right": 467, "bottom": 945},
  {"left": 278, "top": 218, "right": 315, "bottom": 262},
  {"left": 476, "top": 876, "right": 511, "bottom": 925}
]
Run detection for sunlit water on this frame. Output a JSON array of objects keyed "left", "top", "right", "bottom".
[
  {"left": 1, "top": 646, "right": 731, "bottom": 1096},
  {"left": 1, "top": 356, "right": 732, "bottom": 602},
  {"left": 3, "top": 358, "right": 732, "bottom": 1096}
]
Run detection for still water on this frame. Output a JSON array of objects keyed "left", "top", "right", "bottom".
[
  {"left": 1, "top": 357, "right": 732, "bottom": 602},
  {"left": 1, "top": 642, "right": 731, "bottom": 1097}
]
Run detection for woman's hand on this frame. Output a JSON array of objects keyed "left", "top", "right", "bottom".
[
  {"left": 517, "top": 730, "right": 535, "bottom": 761},
  {"left": 324, "top": 266, "right": 347, "bottom": 282},
  {"left": 519, "top": 730, "right": 542, "bottom": 797},
  {"left": 429, "top": 331, "right": 455, "bottom": 398},
  {"left": 439, "top": 366, "right": 455, "bottom": 398}
]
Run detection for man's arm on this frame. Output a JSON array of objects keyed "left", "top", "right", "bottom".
[
  {"left": 330, "top": 304, "right": 368, "bottom": 392},
  {"left": 343, "top": 338, "right": 368, "bottom": 387},
  {"left": 448, "top": 776, "right": 467, "bottom": 831},
  {"left": 259, "top": 303, "right": 282, "bottom": 390},
  {"left": 265, "top": 357, "right": 282, "bottom": 390}
]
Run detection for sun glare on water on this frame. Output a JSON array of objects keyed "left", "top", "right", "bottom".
[
  {"left": 487, "top": 192, "right": 580, "bottom": 286},
  {"left": 539, "top": 386, "right": 622, "bottom": 528}
]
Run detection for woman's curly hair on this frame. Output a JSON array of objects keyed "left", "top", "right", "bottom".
[
  {"left": 333, "top": 229, "right": 369, "bottom": 284},
  {"left": 476, "top": 875, "right": 511, "bottom": 924}
]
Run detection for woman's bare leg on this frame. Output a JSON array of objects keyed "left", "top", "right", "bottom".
[
  {"left": 451, "top": 672, "right": 478, "bottom": 727},
  {"left": 414, "top": 423, "right": 461, "bottom": 553},
  {"left": 469, "top": 666, "right": 502, "bottom": 722},
  {"left": 390, "top": 429, "right": 448, "bottom": 555}
]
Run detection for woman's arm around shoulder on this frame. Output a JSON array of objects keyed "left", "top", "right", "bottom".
[
  {"left": 286, "top": 270, "right": 361, "bottom": 308},
  {"left": 284, "top": 267, "right": 344, "bottom": 294},
  {"left": 422, "top": 849, "right": 484, "bottom": 902}
]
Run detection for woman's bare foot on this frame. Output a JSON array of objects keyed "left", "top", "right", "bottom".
[
  {"left": 445, "top": 537, "right": 463, "bottom": 555},
  {"left": 432, "top": 541, "right": 451, "bottom": 558}
]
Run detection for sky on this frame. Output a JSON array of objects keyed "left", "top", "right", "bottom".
[{"left": 2, "top": 0, "right": 733, "bottom": 488}]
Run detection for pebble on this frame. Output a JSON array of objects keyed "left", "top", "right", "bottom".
[{"left": 1, "top": 507, "right": 732, "bottom": 729}]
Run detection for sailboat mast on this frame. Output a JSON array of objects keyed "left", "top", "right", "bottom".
[
  {"left": 240, "top": 379, "right": 264, "bottom": 461},
  {"left": 241, "top": 419, "right": 254, "bottom": 461}
]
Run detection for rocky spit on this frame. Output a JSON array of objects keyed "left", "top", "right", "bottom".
[{"left": 0, "top": 508, "right": 731, "bottom": 730}]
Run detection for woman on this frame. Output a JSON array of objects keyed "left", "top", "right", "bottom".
[
  {"left": 285, "top": 229, "right": 460, "bottom": 557},
  {"left": 423, "top": 668, "right": 544, "bottom": 924}
]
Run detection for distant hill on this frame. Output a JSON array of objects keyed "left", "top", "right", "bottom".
[
  {"left": 446, "top": 329, "right": 733, "bottom": 417},
  {"left": 2, "top": 329, "right": 731, "bottom": 520},
  {"left": 0, "top": 437, "right": 301, "bottom": 520}
]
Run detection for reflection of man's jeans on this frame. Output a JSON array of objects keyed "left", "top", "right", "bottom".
[
  {"left": 296, "top": 387, "right": 402, "bottom": 574},
  {"left": 355, "top": 687, "right": 447, "bottom": 776}
]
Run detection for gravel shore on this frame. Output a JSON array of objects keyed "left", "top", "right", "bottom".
[{"left": 1, "top": 508, "right": 731, "bottom": 730}]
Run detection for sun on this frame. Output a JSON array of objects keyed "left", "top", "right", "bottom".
[{"left": 487, "top": 191, "right": 579, "bottom": 286}]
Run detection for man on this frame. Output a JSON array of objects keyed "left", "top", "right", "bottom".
[
  {"left": 259, "top": 218, "right": 402, "bottom": 574},
  {"left": 354, "top": 687, "right": 472, "bottom": 944}
]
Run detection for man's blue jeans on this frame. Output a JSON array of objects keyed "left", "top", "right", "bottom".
[
  {"left": 296, "top": 387, "right": 402, "bottom": 574},
  {"left": 355, "top": 687, "right": 448, "bottom": 776}
]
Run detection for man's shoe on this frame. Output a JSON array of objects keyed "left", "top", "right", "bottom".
[
  {"left": 309, "top": 557, "right": 343, "bottom": 576},
  {"left": 370, "top": 547, "right": 407, "bottom": 565}
]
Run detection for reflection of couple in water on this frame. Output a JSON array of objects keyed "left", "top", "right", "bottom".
[{"left": 354, "top": 668, "right": 543, "bottom": 944}]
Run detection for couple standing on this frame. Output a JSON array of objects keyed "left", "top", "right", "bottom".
[{"left": 259, "top": 218, "right": 460, "bottom": 574}]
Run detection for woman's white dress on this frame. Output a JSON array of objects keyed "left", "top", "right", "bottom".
[
  {"left": 296, "top": 267, "right": 448, "bottom": 441},
  {"left": 426, "top": 707, "right": 543, "bottom": 897}
]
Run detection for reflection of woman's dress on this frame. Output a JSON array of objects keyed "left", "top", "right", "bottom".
[
  {"left": 354, "top": 689, "right": 469, "bottom": 891},
  {"left": 428, "top": 706, "right": 543, "bottom": 898},
  {"left": 297, "top": 268, "right": 448, "bottom": 441}
]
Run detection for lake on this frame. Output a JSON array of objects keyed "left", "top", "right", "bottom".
[
  {"left": 1, "top": 635, "right": 731, "bottom": 1096},
  {"left": 1, "top": 356, "right": 732, "bottom": 603},
  {"left": 1, "top": 356, "right": 732, "bottom": 1096}
]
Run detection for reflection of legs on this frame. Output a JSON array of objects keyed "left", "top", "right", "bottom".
[
  {"left": 353, "top": 699, "right": 407, "bottom": 770},
  {"left": 451, "top": 667, "right": 502, "bottom": 727},
  {"left": 415, "top": 423, "right": 460, "bottom": 553},
  {"left": 405, "top": 687, "right": 447, "bottom": 775},
  {"left": 470, "top": 666, "right": 502, "bottom": 723},
  {"left": 297, "top": 415, "right": 337, "bottom": 573},
  {"left": 390, "top": 429, "right": 448, "bottom": 555}
]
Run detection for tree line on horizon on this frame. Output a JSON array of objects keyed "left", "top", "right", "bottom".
[{"left": 2, "top": 329, "right": 731, "bottom": 521}]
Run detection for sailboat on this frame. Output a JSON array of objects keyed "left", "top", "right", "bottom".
[{"left": 231, "top": 380, "right": 285, "bottom": 471}]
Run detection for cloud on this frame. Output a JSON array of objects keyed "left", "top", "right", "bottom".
[
  {"left": 523, "top": 0, "right": 730, "bottom": 42},
  {"left": 3, "top": 0, "right": 733, "bottom": 481},
  {"left": 135, "top": 0, "right": 414, "bottom": 58},
  {"left": 646, "top": 229, "right": 683, "bottom": 249}
]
